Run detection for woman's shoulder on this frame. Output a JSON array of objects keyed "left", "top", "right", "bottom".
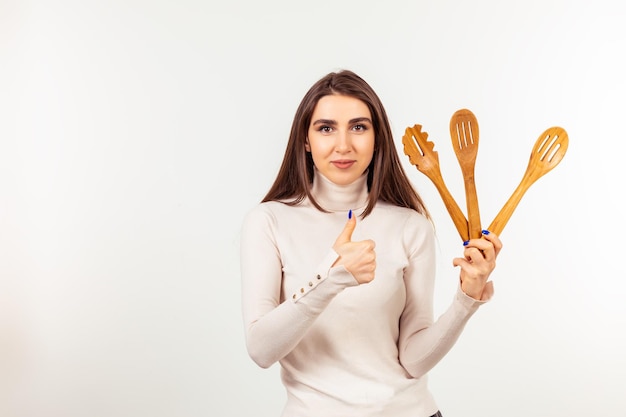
[
  {"left": 372, "top": 202, "right": 434, "bottom": 243},
  {"left": 242, "top": 200, "right": 300, "bottom": 226},
  {"left": 240, "top": 202, "right": 281, "bottom": 238},
  {"left": 375, "top": 201, "right": 430, "bottom": 224},
  {"left": 243, "top": 201, "right": 283, "bottom": 221}
]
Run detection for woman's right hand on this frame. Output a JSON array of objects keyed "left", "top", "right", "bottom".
[{"left": 332, "top": 214, "right": 376, "bottom": 284}]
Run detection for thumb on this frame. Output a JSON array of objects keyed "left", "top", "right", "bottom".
[{"left": 335, "top": 210, "right": 357, "bottom": 245}]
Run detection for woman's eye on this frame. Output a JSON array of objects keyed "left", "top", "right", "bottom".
[
  {"left": 319, "top": 126, "right": 332, "bottom": 133},
  {"left": 353, "top": 124, "right": 368, "bottom": 132}
]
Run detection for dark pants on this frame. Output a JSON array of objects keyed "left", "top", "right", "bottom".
[{"left": 430, "top": 412, "right": 443, "bottom": 417}]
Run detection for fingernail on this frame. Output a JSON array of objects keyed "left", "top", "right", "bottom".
[
  {"left": 348, "top": 209, "right": 352, "bottom": 219},
  {"left": 482, "top": 229, "right": 490, "bottom": 235},
  {"left": 463, "top": 240, "right": 469, "bottom": 246}
]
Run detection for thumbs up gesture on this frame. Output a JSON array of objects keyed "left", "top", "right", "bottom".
[{"left": 332, "top": 211, "right": 376, "bottom": 284}]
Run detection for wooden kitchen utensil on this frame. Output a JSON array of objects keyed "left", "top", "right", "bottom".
[
  {"left": 402, "top": 124, "right": 469, "bottom": 242},
  {"left": 450, "top": 109, "right": 482, "bottom": 240},
  {"left": 488, "top": 126, "right": 569, "bottom": 235}
]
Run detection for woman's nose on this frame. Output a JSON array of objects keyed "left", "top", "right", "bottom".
[{"left": 335, "top": 130, "right": 351, "bottom": 152}]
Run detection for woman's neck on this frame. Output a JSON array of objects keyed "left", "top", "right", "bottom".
[{"left": 310, "top": 168, "right": 369, "bottom": 212}]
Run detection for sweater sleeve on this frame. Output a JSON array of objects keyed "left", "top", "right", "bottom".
[
  {"left": 397, "top": 213, "right": 490, "bottom": 378},
  {"left": 240, "top": 205, "right": 358, "bottom": 368}
]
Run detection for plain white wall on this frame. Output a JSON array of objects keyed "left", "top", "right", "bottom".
[{"left": 1, "top": 0, "right": 625, "bottom": 416}]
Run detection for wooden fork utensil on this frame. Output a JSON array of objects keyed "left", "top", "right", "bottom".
[{"left": 488, "top": 127, "right": 569, "bottom": 235}]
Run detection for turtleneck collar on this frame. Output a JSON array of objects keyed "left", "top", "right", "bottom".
[{"left": 309, "top": 168, "right": 370, "bottom": 212}]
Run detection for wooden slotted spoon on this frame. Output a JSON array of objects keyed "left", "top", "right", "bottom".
[
  {"left": 402, "top": 124, "right": 469, "bottom": 242},
  {"left": 488, "top": 126, "right": 569, "bottom": 235},
  {"left": 450, "top": 109, "right": 482, "bottom": 240}
]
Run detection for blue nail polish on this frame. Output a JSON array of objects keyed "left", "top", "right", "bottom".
[
  {"left": 463, "top": 240, "right": 469, "bottom": 246},
  {"left": 482, "top": 229, "right": 490, "bottom": 235},
  {"left": 348, "top": 209, "right": 352, "bottom": 219}
]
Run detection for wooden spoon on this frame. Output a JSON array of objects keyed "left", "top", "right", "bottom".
[
  {"left": 450, "top": 109, "right": 482, "bottom": 240},
  {"left": 488, "top": 126, "right": 569, "bottom": 235},
  {"left": 402, "top": 124, "right": 469, "bottom": 242}
]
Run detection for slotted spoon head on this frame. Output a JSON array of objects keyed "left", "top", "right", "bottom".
[{"left": 450, "top": 109, "right": 479, "bottom": 163}]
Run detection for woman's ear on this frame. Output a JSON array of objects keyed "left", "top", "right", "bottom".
[{"left": 305, "top": 140, "right": 311, "bottom": 152}]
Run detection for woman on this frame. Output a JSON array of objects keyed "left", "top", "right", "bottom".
[{"left": 240, "top": 70, "right": 502, "bottom": 417}]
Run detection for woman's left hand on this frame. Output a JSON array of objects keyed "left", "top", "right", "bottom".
[{"left": 452, "top": 230, "right": 503, "bottom": 301}]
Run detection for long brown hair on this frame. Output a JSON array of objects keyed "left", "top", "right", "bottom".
[{"left": 262, "top": 70, "right": 430, "bottom": 219}]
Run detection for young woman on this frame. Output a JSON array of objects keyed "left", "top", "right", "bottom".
[{"left": 240, "top": 70, "right": 502, "bottom": 417}]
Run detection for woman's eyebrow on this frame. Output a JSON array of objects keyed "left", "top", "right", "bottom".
[
  {"left": 312, "top": 119, "right": 337, "bottom": 126},
  {"left": 312, "top": 117, "right": 372, "bottom": 126},
  {"left": 349, "top": 117, "right": 372, "bottom": 124}
]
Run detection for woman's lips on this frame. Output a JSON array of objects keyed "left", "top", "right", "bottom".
[{"left": 331, "top": 160, "right": 356, "bottom": 169}]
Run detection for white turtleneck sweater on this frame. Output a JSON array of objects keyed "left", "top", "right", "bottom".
[{"left": 240, "top": 169, "right": 489, "bottom": 417}]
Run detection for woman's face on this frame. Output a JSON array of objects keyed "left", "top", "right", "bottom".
[{"left": 306, "top": 94, "right": 375, "bottom": 186}]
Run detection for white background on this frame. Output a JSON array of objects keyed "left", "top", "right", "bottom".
[{"left": 1, "top": 1, "right": 625, "bottom": 416}]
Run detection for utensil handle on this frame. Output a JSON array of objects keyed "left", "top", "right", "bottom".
[
  {"left": 487, "top": 180, "right": 529, "bottom": 236},
  {"left": 431, "top": 179, "right": 469, "bottom": 242},
  {"left": 464, "top": 175, "right": 482, "bottom": 240}
]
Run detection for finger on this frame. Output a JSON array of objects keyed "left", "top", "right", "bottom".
[
  {"left": 452, "top": 256, "right": 471, "bottom": 268},
  {"left": 334, "top": 211, "right": 357, "bottom": 245},
  {"left": 464, "top": 237, "right": 496, "bottom": 262},
  {"left": 481, "top": 230, "right": 503, "bottom": 256},
  {"left": 463, "top": 247, "right": 486, "bottom": 264}
]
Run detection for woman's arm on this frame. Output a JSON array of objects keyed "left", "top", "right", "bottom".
[
  {"left": 240, "top": 206, "right": 357, "bottom": 368},
  {"left": 397, "top": 214, "right": 502, "bottom": 378}
]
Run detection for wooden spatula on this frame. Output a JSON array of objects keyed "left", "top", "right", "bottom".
[
  {"left": 488, "top": 126, "right": 569, "bottom": 235},
  {"left": 402, "top": 124, "right": 469, "bottom": 242},
  {"left": 450, "top": 109, "right": 482, "bottom": 240}
]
